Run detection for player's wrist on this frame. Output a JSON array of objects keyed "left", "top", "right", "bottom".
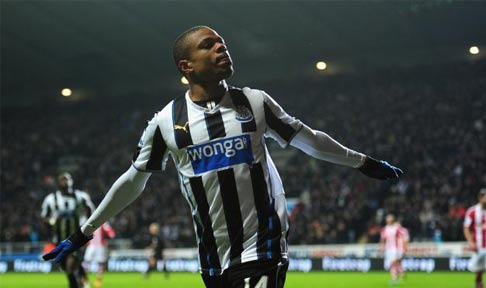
[
  {"left": 359, "top": 154, "right": 367, "bottom": 167},
  {"left": 68, "top": 228, "right": 93, "bottom": 247},
  {"left": 356, "top": 155, "right": 367, "bottom": 168},
  {"left": 80, "top": 223, "right": 96, "bottom": 236}
]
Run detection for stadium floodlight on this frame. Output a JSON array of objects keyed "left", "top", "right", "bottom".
[
  {"left": 181, "top": 76, "right": 189, "bottom": 85},
  {"left": 61, "top": 88, "right": 72, "bottom": 97},
  {"left": 316, "top": 61, "right": 327, "bottom": 71},
  {"left": 469, "top": 46, "right": 480, "bottom": 55}
]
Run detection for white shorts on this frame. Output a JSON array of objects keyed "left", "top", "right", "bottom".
[
  {"left": 84, "top": 245, "right": 108, "bottom": 263},
  {"left": 384, "top": 250, "right": 403, "bottom": 270},
  {"left": 468, "top": 251, "right": 486, "bottom": 272}
]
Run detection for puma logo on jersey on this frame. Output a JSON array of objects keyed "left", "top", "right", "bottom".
[{"left": 174, "top": 121, "right": 189, "bottom": 133}]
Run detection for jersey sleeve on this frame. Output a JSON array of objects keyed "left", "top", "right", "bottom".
[
  {"left": 262, "top": 91, "right": 303, "bottom": 148},
  {"left": 132, "top": 114, "right": 169, "bottom": 172},
  {"left": 380, "top": 228, "right": 386, "bottom": 241},
  {"left": 40, "top": 194, "right": 52, "bottom": 219},
  {"left": 399, "top": 227, "right": 410, "bottom": 242},
  {"left": 464, "top": 208, "right": 475, "bottom": 228},
  {"left": 77, "top": 191, "right": 96, "bottom": 215}
]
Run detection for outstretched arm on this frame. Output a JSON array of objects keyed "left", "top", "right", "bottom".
[
  {"left": 290, "top": 124, "right": 366, "bottom": 168},
  {"left": 81, "top": 166, "right": 151, "bottom": 235},
  {"left": 43, "top": 166, "right": 151, "bottom": 262},
  {"left": 291, "top": 125, "right": 402, "bottom": 179},
  {"left": 261, "top": 90, "right": 402, "bottom": 179}
]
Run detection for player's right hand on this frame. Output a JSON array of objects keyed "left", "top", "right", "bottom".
[{"left": 42, "top": 229, "right": 92, "bottom": 263}]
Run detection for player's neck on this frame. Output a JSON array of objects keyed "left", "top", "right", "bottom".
[
  {"left": 188, "top": 80, "right": 227, "bottom": 102},
  {"left": 59, "top": 188, "right": 72, "bottom": 195}
]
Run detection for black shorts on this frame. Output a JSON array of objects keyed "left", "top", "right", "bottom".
[{"left": 201, "top": 258, "right": 288, "bottom": 288}]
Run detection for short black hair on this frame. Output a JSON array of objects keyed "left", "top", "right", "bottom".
[{"left": 173, "top": 26, "right": 210, "bottom": 72}]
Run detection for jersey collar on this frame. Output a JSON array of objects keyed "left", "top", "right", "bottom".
[{"left": 185, "top": 89, "right": 231, "bottom": 112}]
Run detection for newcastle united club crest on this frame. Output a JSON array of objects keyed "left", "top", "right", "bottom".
[{"left": 235, "top": 106, "right": 254, "bottom": 122}]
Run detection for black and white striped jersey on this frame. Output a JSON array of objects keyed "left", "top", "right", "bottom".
[
  {"left": 132, "top": 86, "right": 303, "bottom": 275},
  {"left": 41, "top": 190, "right": 95, "bottom": 244}
]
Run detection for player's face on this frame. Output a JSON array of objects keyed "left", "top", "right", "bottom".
[
  {"left": 185, "top": 28, "right": 234, "bottom": 81},
  {"left": 480, "top": 194, "right": 486, "bottom": 206},
  {"left": 149, "top": 224, "right": 159, "bottom": 235},
  {"left": 57, "top": 174, "right": 73, "bottom": 192},
  {"left": 386, "top": 215, "right": 395, "bottom": 225}
]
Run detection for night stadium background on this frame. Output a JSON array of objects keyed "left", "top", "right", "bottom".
[{"left": 1, "top": 1, "right": 485, "bottom": 287}]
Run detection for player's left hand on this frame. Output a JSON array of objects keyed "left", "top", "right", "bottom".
[
  {"left": 42, "top": 229, "right": 92, "bottom": 263},
  {"left": 358, "top": 156, "right": 403, "bottom": 180}
]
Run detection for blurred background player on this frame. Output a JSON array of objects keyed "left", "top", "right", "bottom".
[
  {"left": 464, "top": 188, "right": 486, "bottom": 288},
  {"left": 380, "top": 213, "right": 409, "bottom": 285},
  {"left": 41, "top": 172, "right": 95, "bottom": 288},
  {"left": 143, "top": 222, "right": 169, "bottom": 279},
  {"left": 396, "top": 219, "right": 409, "bottom": 280},
  {"left": 83, "top": 223, "right": 115, "bottom": 288}
]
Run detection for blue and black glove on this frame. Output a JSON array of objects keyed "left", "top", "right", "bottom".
[
  {"left": 42, "top": 229, "right": 92, "bottom": 263},
  {"left": 358, "top": 156, "right": 403, "bottom": 180}
]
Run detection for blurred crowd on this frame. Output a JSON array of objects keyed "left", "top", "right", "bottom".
[{"left": 1, "top": 59, "right": 485, "bottom": 247}]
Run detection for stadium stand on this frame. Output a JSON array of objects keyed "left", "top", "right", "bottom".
[{"left": 1, "top": 60, "right": 485, "bottom": 247}]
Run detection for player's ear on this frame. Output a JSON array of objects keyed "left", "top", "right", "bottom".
[{"left": 178, "top": 60, "right": 193, "bottom": 75}]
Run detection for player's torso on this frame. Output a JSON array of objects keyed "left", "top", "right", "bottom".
[
  {"left": 50, "top": 190, "right": 84, "bottom": 215},
  {"left": 151, "top": 236, "right": 163, "bottom": 253},
  {"left": 159, "top": 88, "right": 267, "bottom": 177},
  {"left": 46, "top": 190, "right": 85, "bottom": 243},
  {"left": 154, "top": 87, "right": 287, "bottom": 271},
  {"left": 470, "top": 205, "right": 486, "bottom": 249},
  {"left": 383, "top": 224, "right": 400, "bottom": 250}
]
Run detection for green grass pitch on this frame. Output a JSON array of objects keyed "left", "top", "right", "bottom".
[{"left": 0, "top": 271, "right": 470, "bottom": 288}]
